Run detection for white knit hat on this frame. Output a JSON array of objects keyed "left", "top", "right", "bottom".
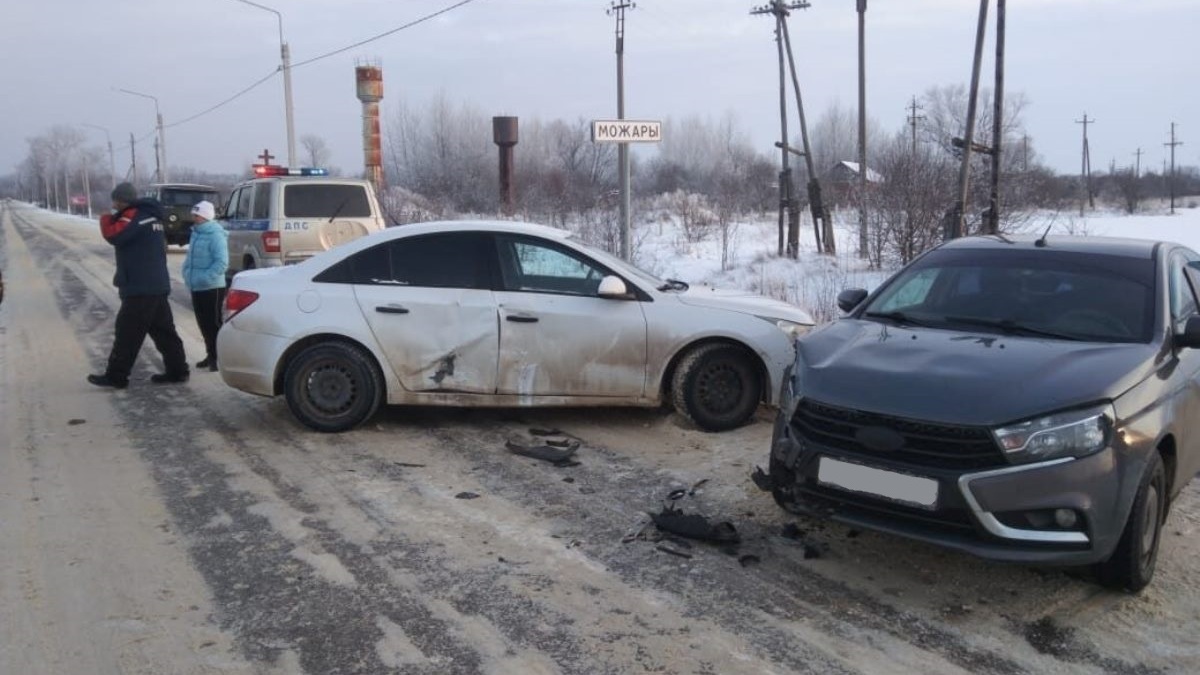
[{"left": 191, "top": 200, "right": 216, "bottom": 221}]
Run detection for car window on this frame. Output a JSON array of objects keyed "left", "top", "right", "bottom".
[
  {"left": 316, "top": 233, "right": 493, "bottom": 289},
  {"left": 230, "top": 188, "right": 251, "bottom": 220},
  {"left": 251, "top": 183, "right": 271, "bottom": 220},
  {"left": 496, "top": 236, "right": 607, "bottom": 296},
  {"left": 1169, "top": 251, "right": 1200, "bottom": 328},
  {"left": 875, "top": 268, "right": 938, "bottom": 312},
  {"left": 283, "top": 184, "right": 370, "bottom": 218},
  {"left": 159, "top": 189, "right": 218, "bottom": 207}
]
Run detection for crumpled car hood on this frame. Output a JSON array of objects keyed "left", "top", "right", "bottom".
[
  {"left": 676, "top": 286, "right": 814, "bottom": 325},
  {"left": 794, "top": 319, "right": 1159, "bottom": 426}
]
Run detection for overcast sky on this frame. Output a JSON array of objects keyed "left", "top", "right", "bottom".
[{"left": 2, "top": 0, "right": 1196, "bottom": 181}]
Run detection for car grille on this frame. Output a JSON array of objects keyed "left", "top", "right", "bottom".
[{"left": 792, "top": 399, "right": 1006, "bottom": 470}]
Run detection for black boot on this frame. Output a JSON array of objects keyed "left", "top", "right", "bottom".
[
  {"left": 87, "top": 373, "right": 129, "bottom": 389},
  {"left": 150, "top": 371, "right": 190, "bottom": 384}
]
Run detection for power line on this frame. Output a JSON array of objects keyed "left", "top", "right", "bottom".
[
  {"left": 164, "top": 69, "right": 280, "bottom": 130},
  {"left": 291, "top": 0, "right": 483, "bottom": 69}
]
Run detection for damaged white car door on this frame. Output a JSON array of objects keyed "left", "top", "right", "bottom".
[
  {"left": 352, "top": 232, "right": 499, "bottom": 394},
  {"left": 493, "top": 234, "right": 648, "bottom": 398}
]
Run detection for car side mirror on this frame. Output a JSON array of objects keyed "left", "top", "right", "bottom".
[
  {"left": 1176, "top": 316, "right": 1200, "bottom": 349},
  {"left": 837, "top": 288, "right": 869, "bottom": 313},
  {"left": 597, "top": 275, "right": 629, "bottom": 299}
]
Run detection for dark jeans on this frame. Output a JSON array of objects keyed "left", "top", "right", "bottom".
[
  {"left": 191, "top": 287, "right": 225, "bottom": 361},
  {"left": 105, "top": 293, "right": 188, "bottom": 382}
]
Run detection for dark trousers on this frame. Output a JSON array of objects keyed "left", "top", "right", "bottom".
[
  {"left": 191, "top": 287, "right": 225, "bottom": 361},
  {"left": 105, "top": 293, "right": 188, "bottom": 381}
]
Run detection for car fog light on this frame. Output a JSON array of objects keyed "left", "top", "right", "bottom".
[
  {"left": 1054, "top": 509, "right": 1078, "bottom": 529},
  {"left": 169, "top": 214, "right": 177, "bottom": 222}
]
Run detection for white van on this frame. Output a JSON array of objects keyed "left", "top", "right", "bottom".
[{"left": 221, "top": 168, "right": 386, "bottom": 278}]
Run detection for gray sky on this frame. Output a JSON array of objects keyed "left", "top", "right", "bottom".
[{"left": 2, "top": 0, "right": 1196, "bottom": 179}]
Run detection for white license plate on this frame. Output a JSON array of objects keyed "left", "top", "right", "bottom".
[{"left": 817, "top": 457, "right": 939, "bottom": 508}]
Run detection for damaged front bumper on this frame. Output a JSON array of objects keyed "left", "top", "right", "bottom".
[{"left": 766, "top": 413, "right": 1127, "bottom": 566}]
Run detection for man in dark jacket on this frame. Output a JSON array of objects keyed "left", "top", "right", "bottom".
[{"left": 87, "top": 183, "right": 189, "bottom": 389}]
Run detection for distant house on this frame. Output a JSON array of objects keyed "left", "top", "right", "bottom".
[{"left": 827, "top": 161, "right": 883, "bottom": 206}]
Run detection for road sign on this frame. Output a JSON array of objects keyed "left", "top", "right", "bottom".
[{"left": 591, "top": 120, "right": 662, "bottom": 143}]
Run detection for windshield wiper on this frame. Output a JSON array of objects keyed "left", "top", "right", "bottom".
[
  {"left": 863, "top": 311, "right": 935, "bottom": 327},
  {"left": 656, "top": 278, "right": 689, "bottom": 292},
  {"left": 327, "top": 198, "right": 350, "bottom": 223},
  {"left": 942, "top": 316, "right": 1086, "bottom": 341}
]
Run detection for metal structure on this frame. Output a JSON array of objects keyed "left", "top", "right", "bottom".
[
  {"left": 231, "top": 0, "right": 296, "bottom": 166},
  {"left": 986, "top": 0, "right": 1006, "bottom": 235},
  {"left": 856, "top": 0, "right": 868, "bottom": 258},
  {"left": 607, "top": 1, "right": 634, "bottom": 261},
  {"left": 118, "top": 88, "right": 167, "bottom": 183},
  {"left": 1076, "top": 113, "right": 1095, "bottom": 216},
  {"left": 493, "top": 116, "right": 519, "bottom": 214},
  {"left": 907, "top": 96, "right": 925, "bottom": 157},
  {"left": 355, "top": 63, "right": 385, "bottom": 197}
]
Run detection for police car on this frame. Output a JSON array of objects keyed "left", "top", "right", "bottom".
[{"left": 220, "top": 165, "right": 386, "bottom": 279}]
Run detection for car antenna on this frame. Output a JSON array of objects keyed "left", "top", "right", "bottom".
[{"left": 1034, "top": 224, "right": 1053, "bottom": 248}]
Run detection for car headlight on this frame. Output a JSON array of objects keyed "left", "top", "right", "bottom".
[
  {"left": 993, "top": 403, "right": 1113, "bottom": 464},
  {"left": 759, "top": 316, "right": 809, "bottom": 340}
]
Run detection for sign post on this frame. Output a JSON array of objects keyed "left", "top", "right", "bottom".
[{"left": 591, "top": 120, "right": 662, "bottom": 260}]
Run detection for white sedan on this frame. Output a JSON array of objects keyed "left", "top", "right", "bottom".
[{"left": 217, "top": 221, "right": 812, "bottom": 432}]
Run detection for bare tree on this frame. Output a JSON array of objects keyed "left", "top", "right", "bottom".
[{"left": 300, "top": 134, "right": 331, "bottom": 168}]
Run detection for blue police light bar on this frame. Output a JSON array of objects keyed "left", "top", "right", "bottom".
[{"left": 252, "top": 165, "right": 329, "bottom": 177}]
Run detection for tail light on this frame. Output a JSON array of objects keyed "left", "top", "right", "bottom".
[
  {"left": 262, "top": 231, "right": 281, "bottom": 253},
  {"left": 224, "top": 289, "right": 260, "bottom": 321}
]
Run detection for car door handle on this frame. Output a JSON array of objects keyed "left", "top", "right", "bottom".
[
  {"left": 375, "top": 305, "right": 410, "bottom": 314},
  {"left": 506, "top": 314, "right": 539, "bottom": 323}
]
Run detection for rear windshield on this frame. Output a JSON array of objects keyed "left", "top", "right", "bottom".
[
  {"left": 283, "top": 184, "right": 371, "bottom": 219},
  {"left": 159, "top": 190, "right": 218, "bottom": 207}
]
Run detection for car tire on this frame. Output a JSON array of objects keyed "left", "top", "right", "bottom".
[
  {"left": 1096, "top": 451, "right": 1166, "bottom": 593},
  {"left": 671, "top": 343, "right": 761, "bottom": 432},
  {"left": 283, "top": 342, "right": 383, "bottom": 433}
]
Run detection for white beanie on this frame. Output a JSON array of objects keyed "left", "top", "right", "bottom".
[{"left": 191, "top": 200, "right": 216, "bottom": 221}]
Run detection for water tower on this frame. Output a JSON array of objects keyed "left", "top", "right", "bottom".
[{"left": 355, "top": 61, "right": 385, "bottom": 195}]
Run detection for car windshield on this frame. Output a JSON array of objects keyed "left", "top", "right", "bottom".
[
  {"left": 565, "top": 235, "right": 667, "bottom": 288},
  {"left": 159, "top": 189, "right": 218, "bottom": 207},
  {"left": 862, "top": 247, "right": 1156, "bottom": 343}
]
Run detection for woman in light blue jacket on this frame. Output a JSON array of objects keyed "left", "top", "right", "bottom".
[{"left": 182, "top": 200, "right": 229, "bottom": 371}]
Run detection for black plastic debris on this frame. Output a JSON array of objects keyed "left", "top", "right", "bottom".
[
  {"left": 688, "top": 478, "right": 709, "bottom": 496},
  {"left": 454, "top": 492, "right": 480, "bottom": 500},
  {"left": 750, "top": 466, "right": 774, "bottom": 492},
  {"left": 803, "top": 545, "right": 822, "bottom": 560},
  {"left": 529, "top": 427, "right": 565, "bottom": 437},
  {"left": 545, "top": 438, "right": 573, "bottom": 448},
  {"left": 781, "top": 523, "right": 806, "bottom": 540},
  {"left": 738, "top": 554, "right": 762, "bottom": 567},
  {"left": 847, "top": 529, "right": 862, "bottom": 539},
  {"left": 562, "top": 477, "right": 576, "bottom": 484},
  {"left": 656, "top": 544, "right": 693, "bottom": 559},
  {"left": 393, "top": 462, "right": 426, "bottom": 468},
  {"left": 506, "top": 438, "right": 580, "bottom": 467},
  {"left": 650, "top": 505, "right": 740, "bottom": 545},
  {"left": 666, "top": 488, "right": 689, "bottom": 501},
  {"left": 67, "top": 419, "right": 87, "bottom": 426}
]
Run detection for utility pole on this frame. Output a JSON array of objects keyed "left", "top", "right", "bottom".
[
  {"left": 1133, "top": 147, "right": 1143, "bottom": 178},
  {"left": 907, "top": 96, "right": 924, "bottom": 157},
  {"left": 129, "top": 132, "right": 139, "bottom": 187},
  {"left": 83, "top": 123, "right": 117, "bottom": 191},
  {"left": 754, "top": 0, "right": 829, "bottom": 257},
  {"left": 608, "top": 1, "right": 634, "bottom": 261},
  {"left": 856, "top": 0, "right": 868, "bottom": 260},
  {"left": 1076, "top": 113, "right": 1094, "bottom": 216},
  {"left": 1165, "top": 122, "right": 1183, "bottom": 215},
  {"left": 82, "top": 152, "right": 93, "bottom": 219},
  {"left": 986, "top": 0, "right": 1005, "bottom": 235},
  {"left": 153, "top": 136, "right": 162, "bottom": 185},
  {"left": 953, "top": 0, "right": 989, "bottom": 239},
  {"left": 1022, "top": 134, "right": 1029, "bottom": 172}
]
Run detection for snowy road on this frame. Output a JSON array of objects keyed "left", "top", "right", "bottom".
[{"left": 2, "top": 201, "right": 1198, "bottom": 674}]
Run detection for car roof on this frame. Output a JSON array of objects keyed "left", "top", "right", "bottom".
[
  {"left": 939, "top": 234, "right": 1165, "bottom": 259},
  {"left": 370, "top": 220, "right": 574, "bottom": 241},
  {"left": 151, "top": 183, "right": 218, "bottom": 191}
]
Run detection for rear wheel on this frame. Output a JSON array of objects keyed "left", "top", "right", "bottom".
[
  {"left": 1096, "top": 452, "right": 1166, "bottom": 592},
  {"left": 284, "top": 342, "right": 383, "bottom": 433},
  {"left": 671, "top": 343, "right": 762, "bottom": 432}
]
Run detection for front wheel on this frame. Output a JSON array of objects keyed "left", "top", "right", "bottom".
[
  {"left": 283, "top": 342, "right": 383, "bottom": 433},
  {"left": 1096, "top": 452, "right": 1166, "bottom": 592},
  {"left": 670, "top": 343, "right": 762, "bottom": 432}
]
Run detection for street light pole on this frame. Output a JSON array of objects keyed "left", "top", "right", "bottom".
[
  {"left": 83, "top": 123, "right": 117, "bottom": 191},
  {"left": 118, "top": 88, "right": 167, "bottom": 183},
  {"left": 232, "top": 0, "right": 296, "bottom": 166}
]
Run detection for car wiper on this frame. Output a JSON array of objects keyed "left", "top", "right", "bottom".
[
  {"left": 942, "top": 315, "right": 1086, "bottom": 341},
  {"left": 656, "top": 278, "right": 689, "bottom": 292},
  {"left": 863, "top": 311, "right": 934, "bottom": 327},
  {"left": 327, "top": 198, "right": 350, "bottom": 223}
]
